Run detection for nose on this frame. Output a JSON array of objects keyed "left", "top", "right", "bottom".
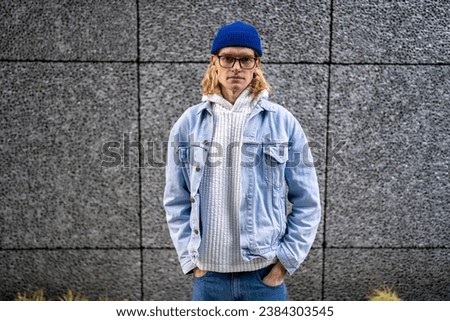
[{"left": 231, "top": 59, "right": 242, "bottom": 72}]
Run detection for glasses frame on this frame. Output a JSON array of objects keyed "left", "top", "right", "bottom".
[{"left": 216, "top": 55, "right": 258, "bottom": 70}]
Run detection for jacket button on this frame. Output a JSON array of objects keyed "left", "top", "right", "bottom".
[
  {"left": 195, "top": 166, "right": 201, "bottom": 172},
  {"left": 203, "top": 140, "right": 208, "bottom": 145},
  {"left": 190, "top": 198, "right": 195, "bottom": 203},
  {"left": 194, "top": 229, "right": 199, "bottom": 234}
]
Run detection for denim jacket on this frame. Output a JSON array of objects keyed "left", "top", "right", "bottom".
[{"left": 164, "top": 97, "right": 321, "bottom": 275}]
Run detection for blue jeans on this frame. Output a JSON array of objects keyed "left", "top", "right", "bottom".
[{"left": 192, "top": 265, "right": 287, "bottom": 301}]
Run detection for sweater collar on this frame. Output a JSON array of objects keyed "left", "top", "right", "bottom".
[
  {"left": 201, "top": 88, "right": 269, "bottom": 113},
  {"left": 197, "top": 89, "right": 273, "bottom": 115}
]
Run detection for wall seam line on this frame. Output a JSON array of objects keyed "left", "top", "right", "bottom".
[
  {"left": 322, "top": 0, "right": 335, "bottom": 301},
  {"left": 136, "top": 0, "right": 144, "bottom": 301},
  {"left": 0, "top": 59, "right": 449, "bottom": 66}
]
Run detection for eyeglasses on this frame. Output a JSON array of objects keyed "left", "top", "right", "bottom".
[{"left": 217, "top": 55, "right": 258, "bottom": 70}]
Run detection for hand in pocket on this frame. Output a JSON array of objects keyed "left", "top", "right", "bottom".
[
  {"left": 262, "top": 261, "right": 286, "bottom": 286},
  {"left": 193, "top": 267, "right": 208, "bottom": 278}
]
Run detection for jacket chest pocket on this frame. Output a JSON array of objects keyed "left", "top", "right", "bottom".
[
  {"left": 177, "top": 144, "right": 208, "bottom": 174},
  {"left": 263, "top": 143, "right": 288, "bottom": 190}
]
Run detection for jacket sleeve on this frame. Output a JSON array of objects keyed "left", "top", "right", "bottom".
[
  {"left": 163, "top": 125, "right": 196, "bottom": 274},
  {"left": 277, "top": 116, "right": 321, "bottom": 275}
]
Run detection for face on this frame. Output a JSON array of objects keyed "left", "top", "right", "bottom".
[{"left": 214, "top": 47, "right": 259, "bottom": 97}]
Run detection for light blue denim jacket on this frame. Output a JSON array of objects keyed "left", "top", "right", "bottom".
[{"left": 164, "top": 97, "right": 321, "bottom": 275}]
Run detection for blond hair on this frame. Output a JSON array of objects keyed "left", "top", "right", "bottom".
[{"left": 201, "top": 55, "right": 271, "bottom": 98}]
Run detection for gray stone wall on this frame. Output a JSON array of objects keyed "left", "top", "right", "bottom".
[{"left": 0, "top": 0, "right": 448, "bottom": 300}]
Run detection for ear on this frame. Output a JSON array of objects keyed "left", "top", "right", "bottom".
[{"left": 255, "top": 57, "right": 261, "bottom": 68}]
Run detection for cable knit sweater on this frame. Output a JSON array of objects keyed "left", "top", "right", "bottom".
[{"left": 196, "top": 88, "right": 276, "bottom": 272}]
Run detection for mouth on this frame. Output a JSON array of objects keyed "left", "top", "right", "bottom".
[{"left": 227, "top": 76, "right": 244, "bottom": 80}]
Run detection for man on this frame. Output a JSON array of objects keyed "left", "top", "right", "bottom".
[{"left": 164, "top": 20, "right": 321, "bottom": 301}]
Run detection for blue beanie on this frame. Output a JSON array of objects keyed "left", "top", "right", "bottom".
[{"left": 211, "top": 21, "right": 263, "bottom": 57}]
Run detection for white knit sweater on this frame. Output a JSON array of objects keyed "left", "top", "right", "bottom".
[{"left": 196, "top": 89, "right": 275, "bottom": 272}]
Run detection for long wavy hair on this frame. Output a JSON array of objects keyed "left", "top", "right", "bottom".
[{"left": 201, "top": 54, "right": 271, "bottom": 98}]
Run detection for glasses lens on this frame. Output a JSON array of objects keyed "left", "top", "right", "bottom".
[
  {"left": 220, "top": 57, "right": 235, "bottom": 68},
  {"left": 240, "top": 58, "right": 255, "bottom": 69}
]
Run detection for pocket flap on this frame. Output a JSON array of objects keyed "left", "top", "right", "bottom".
[{"left": 264, "top": 144, "right": 288, "bottom": 163}]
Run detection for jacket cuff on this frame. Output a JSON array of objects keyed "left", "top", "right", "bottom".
[{"left": 276, "top": 245, "right": 300, "bottom": 275}]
